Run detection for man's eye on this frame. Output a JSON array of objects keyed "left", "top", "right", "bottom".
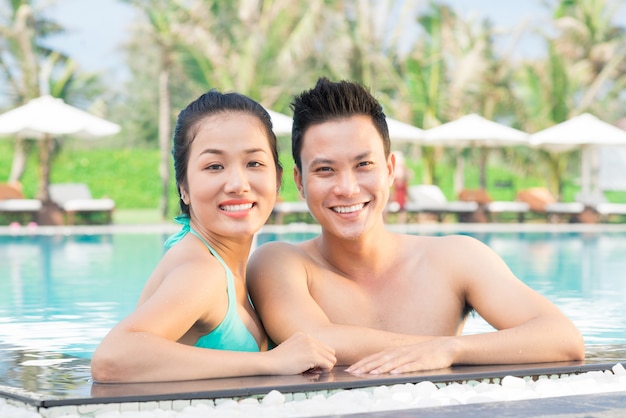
[
  {"left": 357, "top": 161, "right": 373, "bottom": 167},
  {"left": 316, "top": 167, "right": 333, "bottom": 172}
]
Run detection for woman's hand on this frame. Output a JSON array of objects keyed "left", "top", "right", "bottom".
[{"left": 266, "top": 332, "right": 336, "bottom": 375}]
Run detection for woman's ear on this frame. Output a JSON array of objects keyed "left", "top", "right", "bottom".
[{"left": 180, "top": 186, "right": 190, "bottom": 205}]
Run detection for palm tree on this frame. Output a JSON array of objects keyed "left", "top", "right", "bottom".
[
  {"left": 1, "top": 1, "right": 110, "bottom": 202},
  {"left": 552, "top": 0, "right": 626, "bottom": 117},
  {"left": 513, "top": 0, "right": 626, "bottom": 198},
  {"left": 397, "top": 3, "right": 520, "bottom": 189},
  {"left": 0, "top": 1, "right": 84, "bottom": 188},
  {"left": 124, "top": 0, "right": 190, "bottom": 220},
  {"left": 300, "top": 0, "right": 407, "bottom": 100},
  {"left": 173, "top": 0, "right": 334, "bottom": 110},
  {"left": 0, "top": 2, "right": 42, "bottom": 184}
]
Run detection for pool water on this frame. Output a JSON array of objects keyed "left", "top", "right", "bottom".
[
  {"left": 462, "top": 231, "right": 626, "bottom": 345},
  {"left": 0, "top": 232, "right": 169, "bottom": 358},
  {"left": 1, "top": 228, "right": 625, "bottom": 362}
]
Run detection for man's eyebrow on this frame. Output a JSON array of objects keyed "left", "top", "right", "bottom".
[
  {"left": 309, "top": 152, "right": 372, "bottom": 166},
  {"left": 309, "top": 157, "right": 334, "bottom": 166},
  {"left": 353, "top": 152, "right": 372, "bottom": 161}
]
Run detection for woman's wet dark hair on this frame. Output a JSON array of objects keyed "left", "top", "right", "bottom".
[{"left": 172, "top": 89, "right": 282, "bottom": 215}]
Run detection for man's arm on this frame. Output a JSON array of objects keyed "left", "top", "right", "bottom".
[
  {"left": 347, "top": 235, "right": 585, "bottom": 374},
  {"left": 247, "top": 241, "right": 429, "bottom": 365},
  {"left": 459, "top": 235, "right": 584, "bottom": 360}
]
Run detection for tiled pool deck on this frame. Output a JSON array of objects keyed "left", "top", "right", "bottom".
[
  {"left": 3, "top": 218, "right": 626, "bottom": 237},
  {"left": 2, "top": 222, "right": 626, "bottom": 417}
]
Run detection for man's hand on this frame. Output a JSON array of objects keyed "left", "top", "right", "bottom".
[{"left": 346, "top": 337, "right": 458, "bottom": 375}]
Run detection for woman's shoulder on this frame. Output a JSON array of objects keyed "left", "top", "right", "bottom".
[{"left": 160, "top": 239, "right": 228, "bottom": 289}]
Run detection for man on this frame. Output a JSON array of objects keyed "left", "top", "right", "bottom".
[{"left": 247, "top": 78, "right": 584, "bottom": 375}]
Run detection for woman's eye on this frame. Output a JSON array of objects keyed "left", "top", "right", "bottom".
[
  {"left": 248, "top": 161, "right": 264, "bottom": 168},
  {"left": 206, "top": 163, "right": 223, "bottom": 170}
]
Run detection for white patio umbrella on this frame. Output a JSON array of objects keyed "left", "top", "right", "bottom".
[
  {"left": 423, "top": 114, "right": 529, "bottom": 192},
  {"left": 0, "top": 95, "right": 121, "bottom": 201},
  {"left": 530, "top": 113, "right": 626, "bottom": 204},
  {"left": 265, "top": 108, "right": 292, "bottom": 136},
  {"left": 265, "top": 111, "right": 426, "bottom": 143},
  {"left": 386, "top": 117, "right": 425, "bottom": 144}
]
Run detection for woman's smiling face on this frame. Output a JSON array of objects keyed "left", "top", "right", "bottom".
[{"left": 183, "top": 112, "right": 279, "bottom": 239}]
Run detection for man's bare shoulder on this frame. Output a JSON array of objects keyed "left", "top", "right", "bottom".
[
  {"left": 432, "top": 234, "right": 494, "bottom": 256},
  {"left": 395, "top": 232, "right": 482, "bottom": 249},
  {"left": 250, "top": 239, "right": 312, "bottom": 260},
  {"left": 248, "top": 239, "right": 316, "bottom": 277},
  {"left": 394, "top": 232, "right": 491, "bottom": 266}
]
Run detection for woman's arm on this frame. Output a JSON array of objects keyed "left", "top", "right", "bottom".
[{"left": 92, "top": 258, "right": 335, "bottom": 382}]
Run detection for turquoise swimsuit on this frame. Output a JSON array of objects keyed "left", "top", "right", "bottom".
[{"left": 164, "top": 215, "right": 260, "bottom": 352}]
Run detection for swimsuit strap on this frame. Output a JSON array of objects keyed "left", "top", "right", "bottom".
[
  {"left": 163, "top": 215, "right": 191, "bottom": 249},
  {"left": 187, "top": 229, "right": 232, "bottom": 279},
  {"left": 164, "top": 215, "right": 230, "bottom": 267},
  {"left": 163, "top": 214, "right": 237, "bottom": 313},
  {"left": 163, "top": 215, "right": 259, "bottom": 352}
]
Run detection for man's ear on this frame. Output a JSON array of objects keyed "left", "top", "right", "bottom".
[
  {"left": 294, "top": 166, "right": 305, "bottom": 198},
  {"left": 276, "top": 167, "right": 283, "bottom": 193},
  {"left": 388, "top": 152, "right": 396, "bottom": 184}
]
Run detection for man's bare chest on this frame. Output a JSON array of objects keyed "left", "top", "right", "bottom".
[{"left": 308, "top": 270, "right": 464, "bottom": 336}]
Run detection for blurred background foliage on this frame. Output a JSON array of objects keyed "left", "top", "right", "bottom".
[{"left": 1, "top": 0, "right": 625, "bottom": 220}]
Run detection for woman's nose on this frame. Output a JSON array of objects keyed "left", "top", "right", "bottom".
[{"left": 224, "top": 166, "right": 251, "bottom": 194}]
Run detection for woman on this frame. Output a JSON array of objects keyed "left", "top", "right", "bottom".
[{"left": 91, "top": 90, "right": 336, "bottom": 382}]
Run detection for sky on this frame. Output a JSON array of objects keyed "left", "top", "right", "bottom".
[
  {"left": 29, "top": 0, "right": 626, "bottom": 82},
  {"left": 41, "top": 0, "right": 138, "bottom": 82}
]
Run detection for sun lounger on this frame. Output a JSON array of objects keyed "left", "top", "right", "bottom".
[
  {"left": 0, "top": 183, "right": 42, "bottom": 223},
  {"left": 592, "top": 203, "right": 626, "bottom": 222},
  {"left": 516, "top": 187, "right": 584, "bottom": 223},
  {"left": 458, "top": 189, "right": 529, "bottom": 222},
  {"left": 405, "top": 185, "right": 478, "bottom": 222},
  {"left": 49, "top": 183, "right": 115, "bottom": 225},
  {"left": 484, "top": 201, "right": 530, "bottom": 222},
  {"left": 568, "top": 191, "right": 626, "bottom": 222}
]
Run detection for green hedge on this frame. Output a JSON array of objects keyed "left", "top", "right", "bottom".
[{"left": 2, "top": 141, "right": 624, "bottom": 220}]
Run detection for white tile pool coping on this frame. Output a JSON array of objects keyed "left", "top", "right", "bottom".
[
  {"left": 3, "top": 220, "right": 626, "bottom": 237},
  {"left": 2, "top": 362, "right": 626, "bottom": 418}
]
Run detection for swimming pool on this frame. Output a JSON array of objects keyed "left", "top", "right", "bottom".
[
  {"left": 1, "top": 223, "right": 625, "bottom": 416},
  {"left": 2, "top": 223, "right": 625, "bottom": 360}
]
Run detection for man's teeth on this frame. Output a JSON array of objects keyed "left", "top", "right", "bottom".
[
  {"left": 221, "top": 203, "right": 253, "bottom": 212},
  {"left": 333, "top": 203, "right": 364, "bottom": 213}
]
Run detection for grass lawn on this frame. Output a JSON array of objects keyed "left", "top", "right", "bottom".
[{"left": 2, "top": 141, "right": 626, "bottom": 226}]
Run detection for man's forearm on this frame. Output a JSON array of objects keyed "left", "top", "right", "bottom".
[{"left": 453, "top": 316, "right": 585, "bottom": 365}]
